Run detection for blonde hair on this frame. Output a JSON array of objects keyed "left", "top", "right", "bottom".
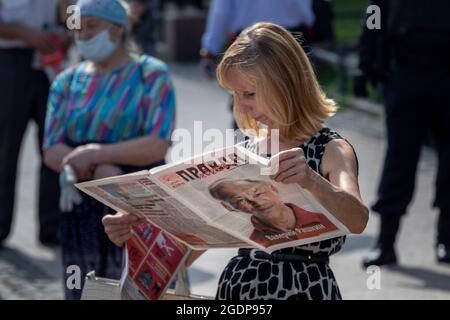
[{"left": 217, "top": 22, "right": 337, "bottom": 141}]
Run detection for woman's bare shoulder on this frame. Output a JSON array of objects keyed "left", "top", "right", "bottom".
[{"left": 321, "top": 138, "right": 358, "bottom": 177}]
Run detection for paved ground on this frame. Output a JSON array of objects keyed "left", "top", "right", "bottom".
[{"left": 1, "top": 63, "right": 449, "bottom": 300}]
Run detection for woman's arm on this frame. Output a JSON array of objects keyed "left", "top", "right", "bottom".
[
  {"left": 307, "top": 140, "right": 369, "bottom": 234},
  {"left": 95, "top": 134, "right": 169, "bottom": 166},
  {"left": 61, "top": 134, "right": 169, "bottom": 180},
  {"left": 0, "top": 22, "right": 54, "bottom": 54},
  {"left": 270, "top": 140, "right": 369, "bottom": 234},
  {"left": 63, "top": 134, "right": 169, "bottom": 168},
  {"left": 43, "top": 143, "right": 73, "bottom": 172}
]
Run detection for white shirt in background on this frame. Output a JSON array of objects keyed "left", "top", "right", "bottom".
[
  {"left": 0, "top": 0, "right": 59, "bottom": 48},
  {"left": 202, "top": 0, "right": 315, "bottom": 55}
]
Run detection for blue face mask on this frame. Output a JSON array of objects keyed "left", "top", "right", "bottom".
[{"left": 75, "top": 30, "right": 118, "bottom": 62}]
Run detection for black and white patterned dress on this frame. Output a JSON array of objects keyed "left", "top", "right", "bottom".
[{"left": 216, "top": 127, "right": 355, "bottom": 300}]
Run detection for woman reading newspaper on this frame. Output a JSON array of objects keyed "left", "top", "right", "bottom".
[
  {"left": 43, "top": 0, "right": 175, "bottom": 299},
  {"left": 103, "top": 22, "right": 368, "bottom": 300}
]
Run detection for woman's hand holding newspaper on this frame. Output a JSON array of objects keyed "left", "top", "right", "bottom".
[
  {"left": 102, "top": 212, "right": 144, "bottom": 247},
  {"left": 269, "top": 148, "right": 315, "bottom": 188},
  {"left": 102, "top": 211, "right": 207, "bottom": 267}
]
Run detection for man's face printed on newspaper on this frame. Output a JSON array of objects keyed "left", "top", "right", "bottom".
[{"left": 220, "top": 180, "right": 284, "bottom": 218}]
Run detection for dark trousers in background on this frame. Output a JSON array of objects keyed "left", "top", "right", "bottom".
[
  {"left": 0, "top": 48, "right": 60, "bottom": 242},
  {"left": 372, "top": 67, "right": 450, "bottom": 246},
  {"left": 61, "top": 194, "right": 122, "bottom": 300}
]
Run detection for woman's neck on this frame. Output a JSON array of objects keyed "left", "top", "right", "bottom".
[
  {"left": 92, "top": 45, "right": 131, "bottom": 73},
  {"left": 266, "top": 124, "right": 324, "bottom": 150},
  {"left": 261, "top": 133, "right": 307, "bottom": 153}
]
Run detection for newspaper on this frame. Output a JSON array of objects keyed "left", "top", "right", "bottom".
[
  {"left": 77, "top": 144, "right": 350, "bottom": 254},
  {"left": 119, "top": 222, "right": 190, "bottom": 300}
]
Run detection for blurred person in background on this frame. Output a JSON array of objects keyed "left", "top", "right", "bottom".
[
  {"left": 200, "top": 0, "right": 315, "bottom": 80},
  {"left": 0, "top": 0, "right": 70, "bottom": 248},
  {"left": 43, "top": 0, "right": 176, "bottom": 299},
  {"left": 169, "top": 0, "right": 205, "bottom": 11},
  {"left": 355, "top": 0, "right": 450, "bottom": 267},
  {"left": 199, "top": 0, "right": 316, "bottom": 130},
  {"left": 127, "top": 0, "right": 158, "bottom": 55}
]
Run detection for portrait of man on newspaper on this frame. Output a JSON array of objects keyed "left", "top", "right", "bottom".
[{"left": 208, "top": 178, "right": 338, "bottom": 247}]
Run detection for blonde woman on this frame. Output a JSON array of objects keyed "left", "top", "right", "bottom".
[
  {"left": 214, "top": 22, "right": 368, "bottom": 300},
  {"left": 103, "top": 22, "right": 368, "bottom": 300}
]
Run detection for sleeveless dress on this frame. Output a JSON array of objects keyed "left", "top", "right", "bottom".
[{"left": 216, "top": 127, "right": 356, "bottom": 300}]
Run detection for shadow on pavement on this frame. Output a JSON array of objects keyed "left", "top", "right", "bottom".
[
  {"left": 339, "top": 234, "right": 375, "bottom": 255},
  {"left": 0, "top": 246, "right": 58, "bottom": 281},
  {"left": 388, "top": 265, "right": 450, "bottom": 292},
  {"left": 187, "top": 266, "right": 216, "bottom": 285},
  {"left": 0, "top": 246, "right": 63, "bottom": 299}
]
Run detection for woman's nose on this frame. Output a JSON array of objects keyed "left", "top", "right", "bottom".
[{"left": 239, "top": 103, "right": 253, "bottom": 114}]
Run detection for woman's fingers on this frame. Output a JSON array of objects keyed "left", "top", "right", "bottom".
[
  {"left": 94, "top": 164, "right": 123, "bottom": 180},
  {"left": 115, "top": 233, "right": 133, "bottom": 247},
  {"left": 104, "top": 223, "right": 133, "bottom": 234},
  {"left": 102, "top": 212, "right": 140, "bottom": 226},
  {"left": 102, "top": 212, "right": 146, "bottom": 246},
  {"left": 272, "top": 165, "right": 299, "bottom": 182},
  {"left": 270, "top": 157, "right": 301, "bottom": 180},
  {"left": 109, "top": 229, "right": 133, "bottom": 247},
  {"left": 268, "top": 147, "right": 304, "bottom": 175}
]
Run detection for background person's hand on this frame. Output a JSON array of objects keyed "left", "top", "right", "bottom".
[
  {"left": 21, "top": 27, "right": 55, "bottom": 55},
  {"left": 199, "top": 48, "right": 219, "bottom": 81},
  {"left": 269, "top": 148, "right": 316, "bottom": 189},
  {"left": 352, "top": 74, "right": 369, "bottom": 98},
  {"left": 62, "top": 144, "right": 102, "bottom": 181},
  {"left": 200, "top": 57, "right": 217, "bottom": 80},
  {"left": 128, "top": 1, "right": 147, "bottom": 26},
  {"left": 93, "top": 164, "right": 123, "bottom": 180},
  {"left": 102, "top": 212, "right": 144, "bottom": 247}
]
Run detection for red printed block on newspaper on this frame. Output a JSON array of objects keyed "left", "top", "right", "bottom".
[
  {"left": 126, "top": 237, "right": 146, "bottom": 277},
  {"left": 150, "top": 232, "right": 185, "bottom": 274},
  {"left": 132, "top": 222, "right": 159, "bottom": 247}
]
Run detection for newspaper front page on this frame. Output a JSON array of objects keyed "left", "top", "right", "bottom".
[{"left": 77, "top": 144, "right": 350, "bottom": 253}]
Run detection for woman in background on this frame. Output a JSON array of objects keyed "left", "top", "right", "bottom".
[{"left": 43, "top": 0, "right": 175, "bottom": 299}]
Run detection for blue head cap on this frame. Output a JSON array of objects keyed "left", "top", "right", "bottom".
[{"left": 76, "top": 0, "right": 129, "bottom": 30}]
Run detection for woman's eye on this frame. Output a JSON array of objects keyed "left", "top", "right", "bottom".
[{"left": 244, "top": 92, "right": 255, "bottom": 98}]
